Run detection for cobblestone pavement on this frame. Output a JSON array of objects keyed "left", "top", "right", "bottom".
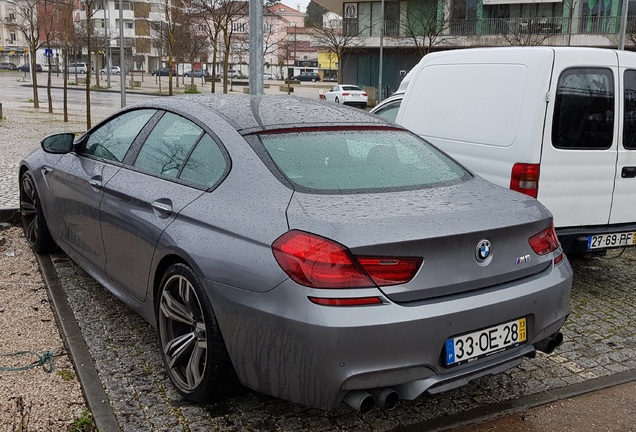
[
  {"left": 47, "top": 249, "right": 636, "bottom": 431},
  {"left": 3, "top": 75, "right": 636, "bottom": 430}
]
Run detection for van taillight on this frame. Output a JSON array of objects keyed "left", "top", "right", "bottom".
[{"left": 510, "top": 163, "right": 540, "bottom": 198}]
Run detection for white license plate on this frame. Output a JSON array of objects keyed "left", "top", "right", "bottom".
[
  {"left": 587, "top": 232, "right": 636, "bottom": 250},
  {"left": 445, "top": 318, "right": 527, "bottom": 367}
]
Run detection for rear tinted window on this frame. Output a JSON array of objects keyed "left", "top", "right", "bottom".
[
  {"left": 258, "top": 129, "right": 468, "bottom": 193},
  {"left": 624, "top": 70, "right": 636, "bottom": 149},
  {"left": 552, "top": 68, "right": 614, "bottom": 150}
]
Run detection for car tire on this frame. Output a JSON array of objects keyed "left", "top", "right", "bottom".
[
  {"left": 157, "top": 263, "right": 235, "bottom": 402},
  {"left": 80, "top": 70, "right": 86, "bottom": 74},
  {"left": 20, "top": 171, "right": 55, "bottom": 253},
  {"left": 335, "top": 97, "right": 340, "bottom": 104},
  {"left": 311, "top": 78, "right": 316, "bottom": 82}
]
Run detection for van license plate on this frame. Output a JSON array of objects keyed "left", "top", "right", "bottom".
[
  {"left": 587, "top": 232, "right": 636, "bottom": 250},
  {"left": 445, "top": 318, "right": 526, "bottom": 367}
]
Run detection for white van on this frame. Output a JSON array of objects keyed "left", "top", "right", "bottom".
[{"left": 386, "top": 47, "right": 636, "bottom": 254}]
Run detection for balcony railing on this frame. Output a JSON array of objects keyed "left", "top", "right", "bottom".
[{"left": 350, "top": 15, "right": 636, "bottom": 38}]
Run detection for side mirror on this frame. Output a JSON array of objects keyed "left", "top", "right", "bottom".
[{"left": 41, "top": 133, "right": 75, "bottom": 154}]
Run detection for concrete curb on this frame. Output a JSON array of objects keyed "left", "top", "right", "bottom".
[
  {"left": 36, "top": 252, "right": 120, "bottom": 431},
  {"left": 397, "top": 369, "right": 636, "bottom": 431}
]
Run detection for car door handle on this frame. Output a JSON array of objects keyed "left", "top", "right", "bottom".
[
  {"left": 88, "top": 176, "right": 103, "bottom": 190},
  {"left": 151, "top": 200, "right": 173, "bottom": 218},
  {"left": 621, "top": 166, "right": 636, "bottom": 178}
]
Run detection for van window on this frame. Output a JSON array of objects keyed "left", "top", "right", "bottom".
[
  {"left": 552, "top": 68, "right": 614, "bottom": 150},
  {"left": 624, "top": 70, "right": 636, "bottom": 149}
]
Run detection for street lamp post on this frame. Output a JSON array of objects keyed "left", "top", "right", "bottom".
[
  {"left": 378, "top": 0, "right": 385, "bottom": 102},
  {"left": 119, "top": 0, "right": 126, "bottom": 107}
]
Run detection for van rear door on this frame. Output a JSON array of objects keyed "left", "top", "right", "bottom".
[
  {"left": 539, "top": 49, "right": 619, "bottom": 229},
  {"left": 609, "top": 52, "right": 636, "bottom": 225}
]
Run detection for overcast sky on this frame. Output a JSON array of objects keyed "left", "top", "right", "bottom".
[{"left": 289, "top": 0, "right": 311, "bottom": 13}]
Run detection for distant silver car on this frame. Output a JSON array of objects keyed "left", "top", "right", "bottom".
[
  {"left": 99, "top": 66, "right": 121, "bottom": 75},
  {"left": 324, "top": 84, "right": 368, "bottom": 108},
  {"left": 19, "top": 94, "right": 571, "bottom": 413}
]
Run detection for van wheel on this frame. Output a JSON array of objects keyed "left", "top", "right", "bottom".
[{"left": 157, "top": 263, "right": 234, "bottom": 402}]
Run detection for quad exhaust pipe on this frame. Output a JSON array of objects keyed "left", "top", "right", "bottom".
[
  {"left": 343, "top": 388, "right": 399, "bottom": 413},
  {"left": 535, "top": 332, "right": 564, "bottom": 354},
  {"left": 345, "top": 332, "right": 565, "bottom": 413}
]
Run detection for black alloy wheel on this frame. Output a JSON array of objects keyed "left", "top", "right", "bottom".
[
  {"left": 20, "top": 171, "right": 55, "bottom": 253},
  {"left": 157, "top": 263, "right": 234, "bottom": 402}
]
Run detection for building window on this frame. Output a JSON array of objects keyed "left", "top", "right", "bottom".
[
  {"left": 10, "top": 33, "right": 16, "bottom": 41},
  {"left": 345, "top": 2, "right": 399, "bottom": 37},
  {"left": 232, "top": 21, "right": 246, "bottom": 32},
  {"left": 344, "top": 3, "right": 359, "bottom": 35},
  {"left": 114, "top": 1, "right": 133, "bottom": 11}
]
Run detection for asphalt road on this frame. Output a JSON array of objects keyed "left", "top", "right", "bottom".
[{"left": 2, "top": 71, "right": 156, "bottom": 106}]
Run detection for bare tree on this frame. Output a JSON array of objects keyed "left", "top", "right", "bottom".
[
  {"left": 218, "top": 1, "right": 247, "bottom": 93},
  {"left": 502, "top": 16, "right": 559, "bottom": 46},
  {"left": 310, "top": 13, "right": 366, "bottom": 82},
  {"left": 400, "top": 0, "right": 457, "bottom": 56},
  {"left": 55, "top": 0, "right": 77, "bottom": 122},
  {"left": 14, "top": 0, "right": 45, "bottom": 108},
  {"left": 178, "top": 16, "right": 211, "bottom": 89},
  {"left": 77, "top": 0, "right": 101, "bottom": 129},
  {"left": 40, "top": 0, "right": 58, "bottom": 113}
]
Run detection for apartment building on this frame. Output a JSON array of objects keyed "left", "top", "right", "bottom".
[
  {"left": 320, "top": 0, "right": 636, "bottom": 97},
  {"left": 0, "top": 0, "right": 27, "bottom": 65}
]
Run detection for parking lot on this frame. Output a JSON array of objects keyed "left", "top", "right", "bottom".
[
  {"left": 42, "top": 247, "right": 636, "bottom": 431},
  {"left": 1, "top": 74, "right": 635, "bottom": 431}
]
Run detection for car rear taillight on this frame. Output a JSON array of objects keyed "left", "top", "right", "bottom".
[
  {"left": 362, "top": 92, "right": 368, "bottom": 96},
  {"left": 272, "top": 230, "right": 422, "bottom": 289},
  {"left": 342, "top": 92, "right": 351, "bottom": 96},
  {"left": 529, "top": 223, "right": 560, "bottom": 255},
  {"left": 356, "top": 257, "right": 422, "bottom": 286},
  {"left": 510, "top": 163, "right": 539, "bottom": 198}
]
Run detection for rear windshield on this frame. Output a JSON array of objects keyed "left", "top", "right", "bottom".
[{"left": 256, "top": 129, "right": 468, "bottom": 193}]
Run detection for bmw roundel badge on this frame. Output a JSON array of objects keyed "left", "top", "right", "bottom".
[{"left": 476, "top": 240, "right": 492, "bottom": 262}]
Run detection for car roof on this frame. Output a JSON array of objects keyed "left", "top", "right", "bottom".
[{"left": 132, "top": 94, "right": 392, "bottom": 135}]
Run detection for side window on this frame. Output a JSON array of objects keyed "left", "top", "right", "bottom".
[
  {"left": 552, "top": 68, "right": 614, "bottom": 150},
  {"left": 624, "top": 70, "right": 636, "bottom": 149},
  {"left": 373, "top": 100, "right": 402, "bottom": 123},
  {"left": 180, "top": 134, "right": 227, "bottom": 188},
  {"left": 84, "top": 109, "right": 156, "bottom": 162},
  {"left": 134, "top": 112, "right": 203, "bottom": 178}
]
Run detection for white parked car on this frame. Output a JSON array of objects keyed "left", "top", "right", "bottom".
[
  {"left": 324, "top": 84, "right": 368, "bottom": 108},
  {"left": 99, "top": 66, "right": 121, "bottom": 75}
]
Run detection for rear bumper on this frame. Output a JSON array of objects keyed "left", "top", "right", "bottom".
[
  {"left": 557, "top": 222, "right": 636, "bottom": 253},
  {"left": 204, "top": 258, "right": 572, "bottom": 410},
  {"left": 343, "top": 99, "right": 368, "bottom": 108}
]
